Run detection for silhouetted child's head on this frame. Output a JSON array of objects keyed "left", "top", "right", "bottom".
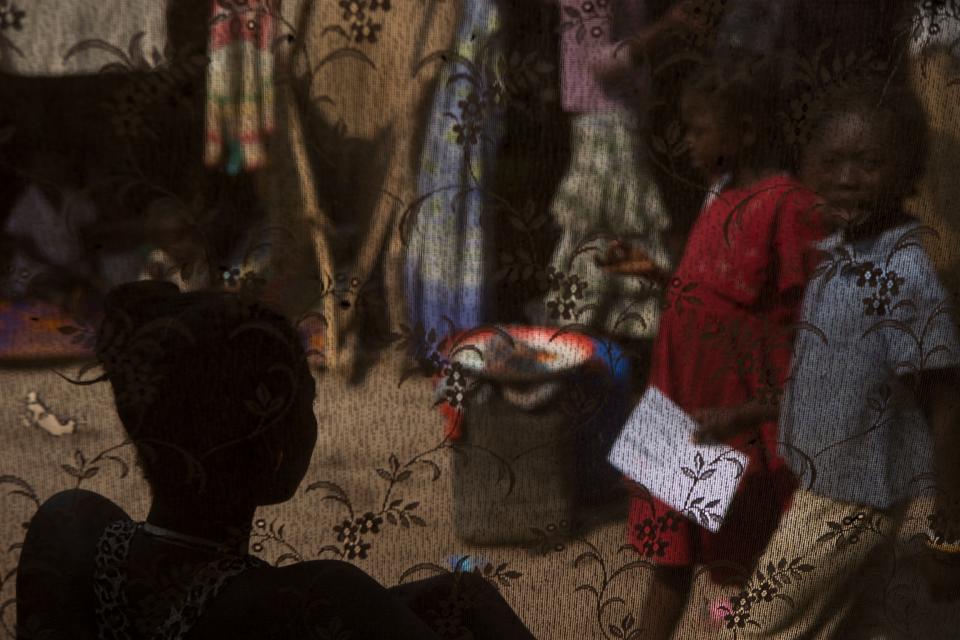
[
  {"left": 680, "top": 51, "right": 783, "bottom": 182},
  {"left": 800, "top": 79, "right": 929, "bottom": 233},
  {"left": 95, "top": 281, "right": 317, "bottom": 509}
]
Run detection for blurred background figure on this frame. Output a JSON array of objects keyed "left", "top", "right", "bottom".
[{"left": 537, "top": 0, "right": 686, "bottom": 351}]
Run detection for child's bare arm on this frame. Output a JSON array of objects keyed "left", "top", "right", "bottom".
[
  {"left": 917, "top": 367, "right": 960, "bottom": 600},
  {"left": 595, "top": 241, "right": 670, "bottom": 283},
  {"left": 691, "top": 399, "right": 781, "bottom": 445},
  {"left": 920, "top": 368, "right": 960, "bottom": 511}
]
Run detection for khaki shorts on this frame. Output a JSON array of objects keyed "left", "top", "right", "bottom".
[{"left": 672, "top": 490, "right": 909, "bottom": 639}]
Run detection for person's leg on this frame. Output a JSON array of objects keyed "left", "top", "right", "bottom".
[
  {"left": 668, "top": 564, "right": 732, "bottom": 640},
  {"left": 627, "top": 494, "right": 697, "bottom": 639},
  {"left": 639, "top": 565, "right": 693, "bottom": 640}
]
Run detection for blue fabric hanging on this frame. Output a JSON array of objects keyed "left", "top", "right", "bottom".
[{"left": 404, "top": 0, "right": 505, "bottom": 341}]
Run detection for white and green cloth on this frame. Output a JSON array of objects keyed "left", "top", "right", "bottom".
[{"left": 546, "top": 111, "right": 671, "bottom": 340}]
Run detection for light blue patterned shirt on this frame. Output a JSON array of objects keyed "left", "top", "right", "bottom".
[{"left": 780, "top": 221, "right": 960, "bottom": 509}]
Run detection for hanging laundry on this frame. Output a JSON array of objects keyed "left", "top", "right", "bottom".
[{"left": 204, "top": 0, "right": 278, "bottom": 174}]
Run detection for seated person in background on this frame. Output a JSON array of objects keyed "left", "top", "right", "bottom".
[
  {"left": 0, "top": 180, "right": 100, "bottom": 317},
  {"left": 16, "top": 281, "right": 534, "bottom": 639},
  {"left": 137, "top": 204, "right": 211, "bottom": 292}
]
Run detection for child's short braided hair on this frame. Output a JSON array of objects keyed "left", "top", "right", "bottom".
[{"left": 681, "top": 48, "right": 789, "bottom": 170}]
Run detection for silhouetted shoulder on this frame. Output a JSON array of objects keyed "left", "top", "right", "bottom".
[
  {"left": 34, "top": 489, "right": 128, "bottom": 529},
  {"left": 22, "top": 488, "right": 128, "bottom": 567},
  {"left": 17, "top": 490, "right": 129, "bottom": 640}
]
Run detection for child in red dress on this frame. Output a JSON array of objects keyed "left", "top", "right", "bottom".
[{"left": 601, "top": 52, "right": 823, "bottom": 638}]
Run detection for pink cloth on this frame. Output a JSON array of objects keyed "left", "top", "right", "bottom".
[{"left": 558, "top": 0, "right": 645, "bottom": 114}]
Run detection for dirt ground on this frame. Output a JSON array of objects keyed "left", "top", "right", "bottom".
[{"left": 1, "top": 351, "right": 958, "bottom": 639}]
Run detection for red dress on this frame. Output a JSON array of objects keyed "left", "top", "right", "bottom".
[{"left": 627, "top": 175, "right": 822, "bottom": 578}]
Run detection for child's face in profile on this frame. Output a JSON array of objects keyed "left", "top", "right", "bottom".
[
  {"left": 681, "top": 95, "right": 739, "bottom": 181},
  {"left": 800, "top": 109, "right": 898, "bottom": 231}
]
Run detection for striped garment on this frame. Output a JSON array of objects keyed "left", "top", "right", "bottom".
[{"left": 204, "top": 0, "right": 278, "bottom": 174}]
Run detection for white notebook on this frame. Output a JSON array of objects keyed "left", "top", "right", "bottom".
[{"left": 607, "top": 386, "right": 750, "bottom": 533}]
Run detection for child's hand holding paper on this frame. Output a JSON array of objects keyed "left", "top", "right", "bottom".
[
  {"left": 690, "top": 401, "right": 781, "bottom": 445},
  {"left": 607, "top": 387, "right": 749, "bottom": 533}
]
